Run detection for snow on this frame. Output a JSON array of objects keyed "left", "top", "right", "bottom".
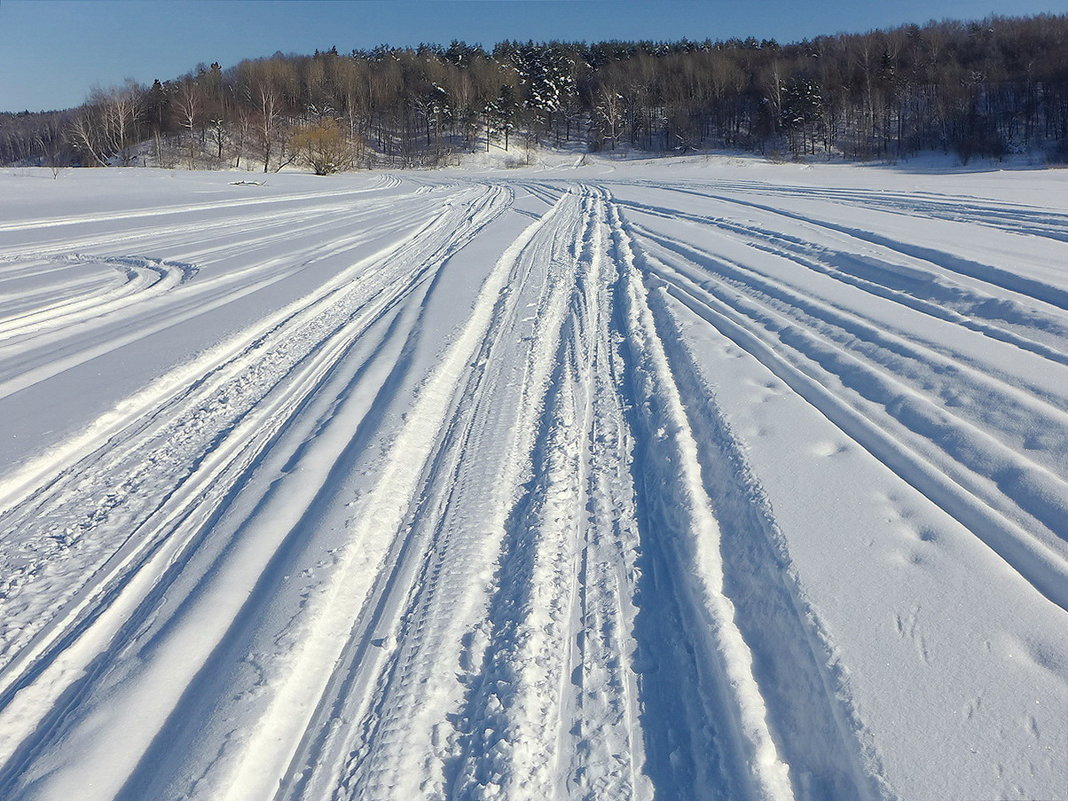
[{"left": 0, "top": 156, "right": 1064, "bottom": 801}]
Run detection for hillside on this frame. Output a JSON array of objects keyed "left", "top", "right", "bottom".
[{"left": 3, "top": 14, "right": 1068, "bottom": 170}]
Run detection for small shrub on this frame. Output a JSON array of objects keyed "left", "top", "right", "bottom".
[{"left": 290, "top": 119, "right": 356, "bottom": 175}]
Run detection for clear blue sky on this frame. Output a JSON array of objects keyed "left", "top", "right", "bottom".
[{"left": 3, "top": 0, "right": 1068, "bottom": 112}]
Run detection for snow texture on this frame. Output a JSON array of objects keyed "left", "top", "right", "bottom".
[{"left": 0, "top": 156, "right": 1065, "bottom": 801}]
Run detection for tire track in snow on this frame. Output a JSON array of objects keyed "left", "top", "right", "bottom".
[
  {"left": 662, "top": 179, "right": 1068, "bottom": 243},
  {"left": 314, "top": 187, "right": 588, "bottom": 801},
  {"left": 627, "top": 223, "right": 1068, "bottom": 497},
  {"left": 605, "top": 196, "right": 797, "bottom": 801},
  {"left": 615, "top": 228, "right": 889, "bottom": 801},
  {"left": 0, "top": 184, "right": 486, "bottom": 511},
  {"left": 0, "top": 184, "right": 511, "bottom": 799},
  {"left": 0, "top": 192, "right": 410, "bottom": 264},
  {"left": 0, "top": 253, "right": 196, "bottom": 341},
  {"left": 447, "top": 187, "right": 646, "bottom": 801},
  {"left": 0, "top": 180, "right": 402, "bottom": 235},
  {"left": 551, "top": 189, "right": 647, "bottom": 801},
  {"left": 613, "top": 207, "right": 1068, "bottom": 610},
  {"left": 0, "top": 171, "right": 1060, "bottom": 801},
  {"left": 613, "top": 195, "right": 1068, "bottom": 363},
  {"left": 0, "top": 187, "right": 463, "bottom": 403},
  {"left": 686, "top": 188, "right": 1068, "bottom": 312},
  {"left": 0, "top": 259, "right": 122, "bottom": 314}
]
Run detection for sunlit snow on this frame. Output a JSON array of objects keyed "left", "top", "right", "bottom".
[{"left": 0, "top": 155, "right": 1064, "bottom": 801}]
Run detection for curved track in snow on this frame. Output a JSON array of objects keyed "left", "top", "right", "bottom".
[{"left": 0, "top": 165, "right": 1064, "bottom": 801}]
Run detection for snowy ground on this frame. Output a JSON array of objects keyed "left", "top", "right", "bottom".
[{"left": 0, "top": 156, "right": 1065, "bottom": 801}]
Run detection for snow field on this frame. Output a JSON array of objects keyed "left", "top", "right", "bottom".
[{"left": 0, "top": 159, "right": 1064, "bottom": 801}]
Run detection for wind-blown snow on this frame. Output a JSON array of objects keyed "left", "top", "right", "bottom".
[{"left": 0, "top": 157, "right": 1064, "bottom": 801}]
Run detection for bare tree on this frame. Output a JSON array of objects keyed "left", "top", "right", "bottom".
[
  {"left": 89, "top": 82, "right": 142, "bottom": 165},
  {"left": 174, "top": 79, "right": 203, "bottom": 168},
  {"left": 69, "top": 107, "right": 109, "bottom": 166},
  {"left": 594, "top": 87, "right": 626, "bottom": 150},
  {"left": 13, "top": 16, "right": 1068, "bottom": 170}
]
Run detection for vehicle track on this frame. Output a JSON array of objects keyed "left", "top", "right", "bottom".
[
  {"left": 659, "top": 179, "right": 1068, "bottom": 242},
  {"left": 0, "top": 254, "right": 195, "bottom": 341},
  {"left": 610, "top": 194, "right": 1068, "bottom": 359},
  {"left": 0, "top": 183, "right": 510, "bottom": 799},
  {"left": 616, "top": 217, "right": 1068, "bottom": 609},
  {"left": 0, "top": 170, "right": 1062, "bottom": 801}
]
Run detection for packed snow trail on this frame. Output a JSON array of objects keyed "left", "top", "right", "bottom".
[{"left": 0, "top": 162, "right": 1064, "bottom": 801}]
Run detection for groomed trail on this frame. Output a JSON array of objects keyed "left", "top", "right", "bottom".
[{"left": 0, "top": 161, "right": 1064, "bottom": 801}]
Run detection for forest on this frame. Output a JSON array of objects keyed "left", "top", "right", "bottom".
[{"left": 2, "top": 13, "right": 1067, "bottom": 171}]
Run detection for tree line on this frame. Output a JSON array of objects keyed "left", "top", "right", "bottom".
[{"left": 3, "top": 13, "right": 1067, "bottom": 171}]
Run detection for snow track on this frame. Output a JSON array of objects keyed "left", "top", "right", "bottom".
[{"left": 0, "top": 165, "right": 1064, "bottom": 801}]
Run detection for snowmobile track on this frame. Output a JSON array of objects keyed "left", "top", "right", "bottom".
[{"left": 0, "top": 166, "right": 1064, "bottom": 801}]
